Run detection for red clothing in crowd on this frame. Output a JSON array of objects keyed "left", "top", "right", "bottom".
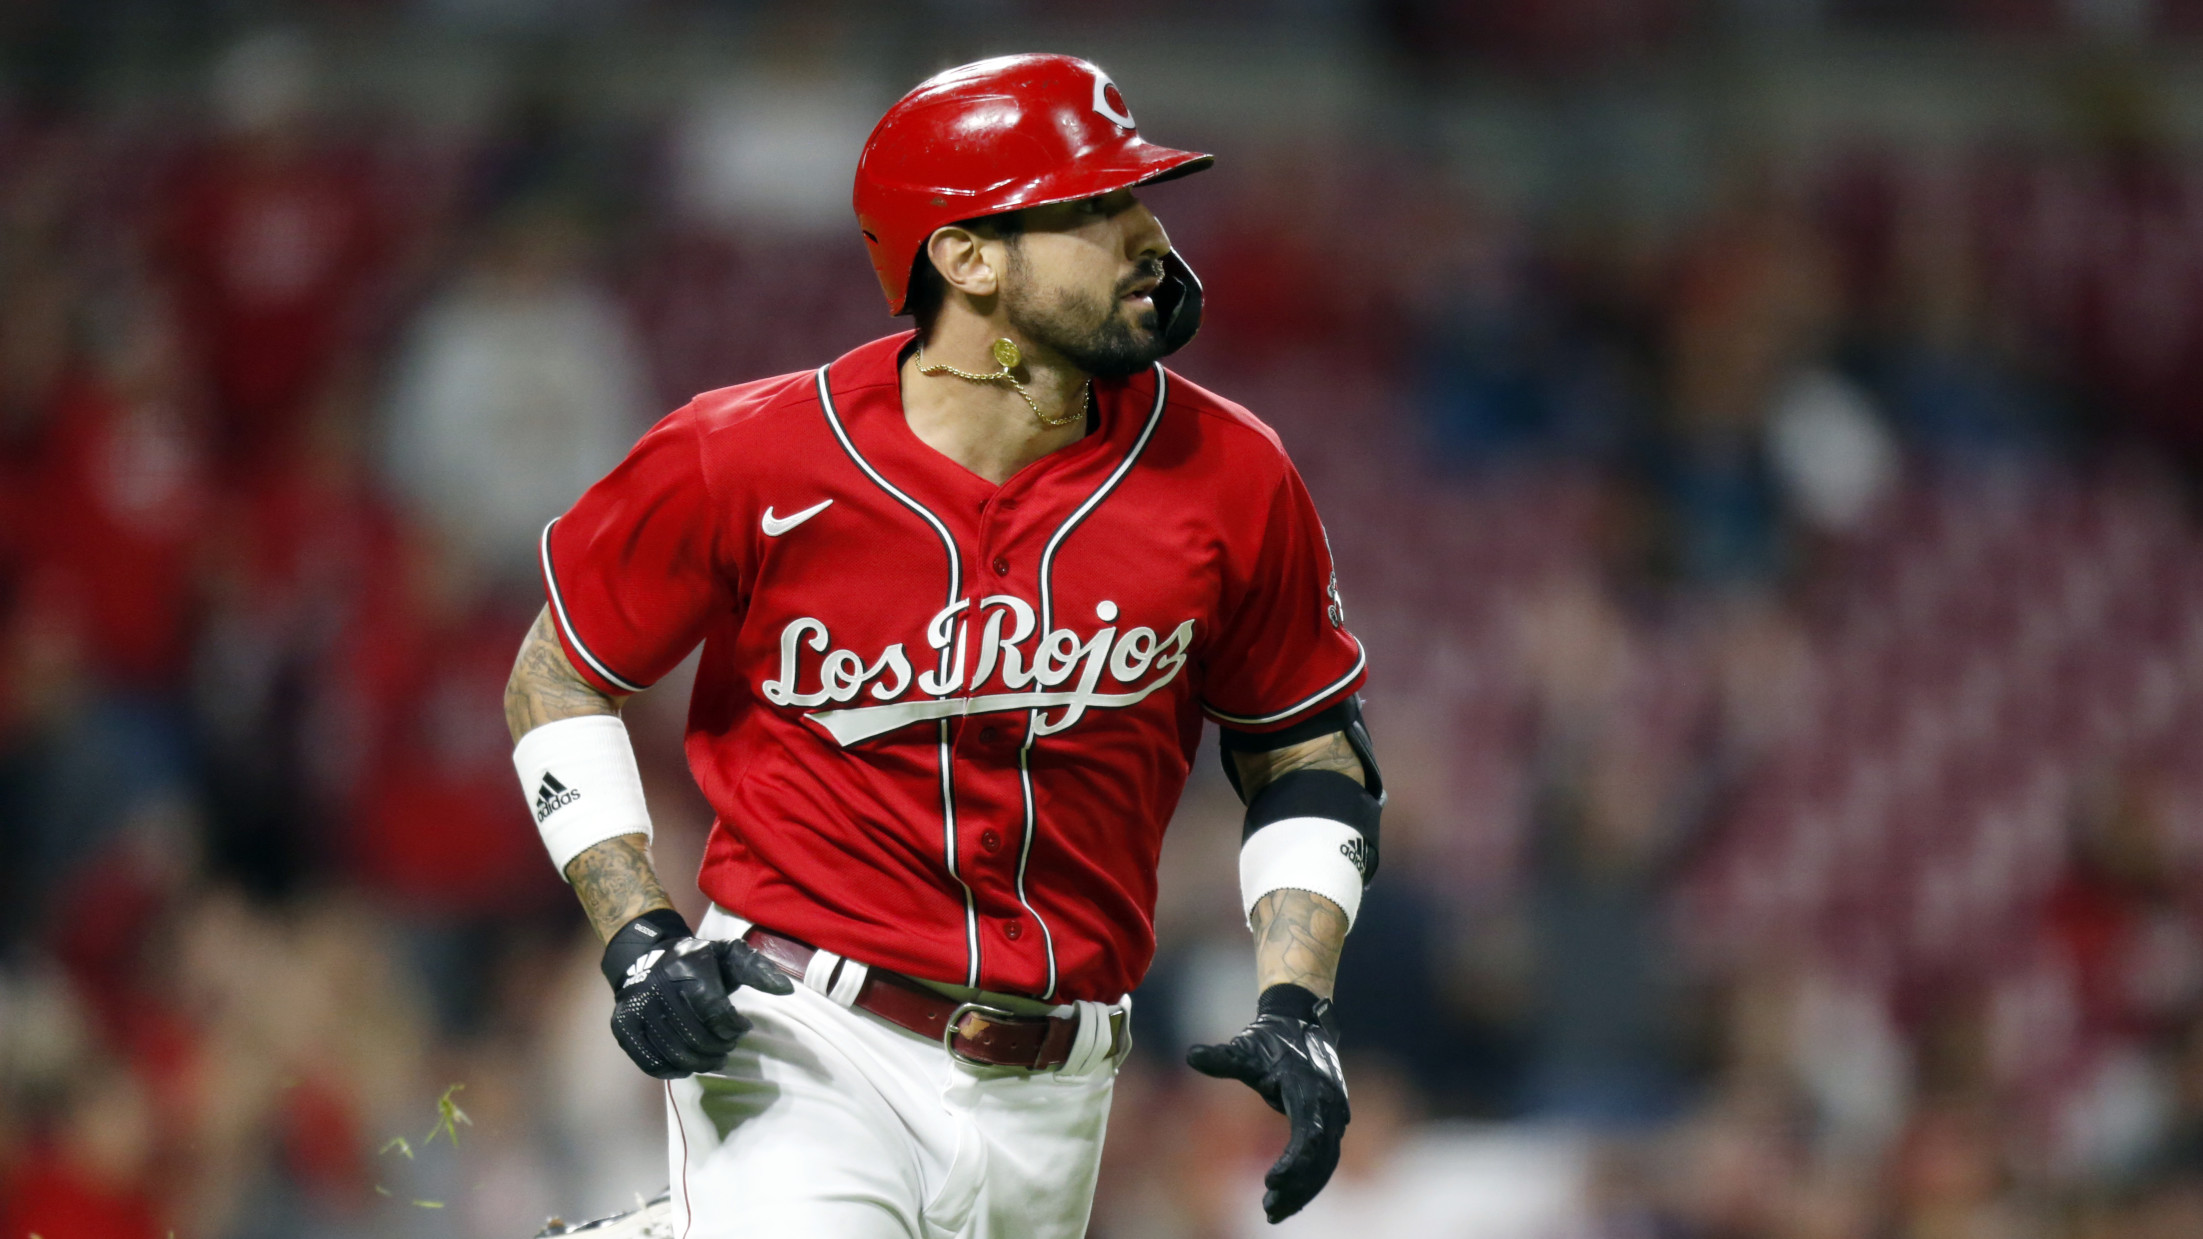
[
  {"left": 17, "top": 374, "right": 212, "bottom": 689},
  {"left": 160, "top": 142, "right": 385, "bottom": 468},
  {"left": 334, "top": 564, "right": 562, "bottom": 913},
  {"left": 3, "top": 1151, "right": 163, "bottom": 1239}
]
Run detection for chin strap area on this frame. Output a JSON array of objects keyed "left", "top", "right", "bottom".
[{"left": 1154, "top": 249, "right": 1204, "bottom": 356}]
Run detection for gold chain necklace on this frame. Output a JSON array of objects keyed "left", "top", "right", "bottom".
[{"left": 917, "top": 337, "right": 1089, "bottom": 429}]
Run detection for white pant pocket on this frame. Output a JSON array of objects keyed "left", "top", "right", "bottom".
[{"left": 920, "top": 1113, "right": 986, "bottom": 1239}]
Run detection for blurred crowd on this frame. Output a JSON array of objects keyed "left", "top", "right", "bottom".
[{"left": 9, "top": 6, "right": 2203, "bottom": 1238}]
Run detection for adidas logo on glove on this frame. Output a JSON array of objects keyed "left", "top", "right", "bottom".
[{"left": 623, "top": 949, "right": 665, "bottom": 988}]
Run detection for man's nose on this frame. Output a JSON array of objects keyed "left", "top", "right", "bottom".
[{"left": 1122, "top": 201, "right": 1169, "bottom": 262}]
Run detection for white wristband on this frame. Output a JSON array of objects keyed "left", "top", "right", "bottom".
[
  {"left": 1239, "top": 816, "right": 1366, "bottom": 930},
  {"left": 513, "top": 715, "right": 652, "bottom": 878}
]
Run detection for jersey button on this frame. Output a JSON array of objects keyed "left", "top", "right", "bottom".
[
  {"left": 1003, "top": 920, "right": 1024, "bottom": 941},
  {"left": 978, "top": 726, "right": 1000, "bottom": 744},
  {"left": 980, "top": 829, "right": 1002, "bottom": 853},
  {"left": 991, "top": 556, "right": 1010, "bottom": 576}
]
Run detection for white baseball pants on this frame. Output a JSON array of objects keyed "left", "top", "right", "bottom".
[{"left": 664, "top": 907, "right": 1126, "bottom": 1239}]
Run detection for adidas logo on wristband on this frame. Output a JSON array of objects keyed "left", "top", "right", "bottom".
[
  {"left": 1338, "top": 836, "right": 1370, "bottom": 878},
  {"left": 534, "top": 773, "right": 582, "bottom": 823}
]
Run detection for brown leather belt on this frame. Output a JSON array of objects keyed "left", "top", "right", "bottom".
[{"left": 741, "top": 925, "right": 1123, "bottom": 1071}]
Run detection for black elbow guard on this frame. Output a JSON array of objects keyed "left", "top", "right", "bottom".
[
  {"left": 1218, "top": 694, "right": 1385, "bottom": 802},
  {"left": 1245, "top": 768, "right": 1381, "bottom": 883},
  {"left": 1220, "top": 694, "right": 1384, "bottom": 883}
]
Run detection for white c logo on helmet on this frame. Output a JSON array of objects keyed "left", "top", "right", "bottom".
[{"left": 1091, "top": 70, "right": 1136, "bottom": 130}]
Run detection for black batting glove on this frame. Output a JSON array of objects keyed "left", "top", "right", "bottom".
[
  {"left": 601, "top": 909, "right": 794, "bottom": 1080},
  {"left": 1186, "top": 983, "right": 1351, "bottom": 1224}
]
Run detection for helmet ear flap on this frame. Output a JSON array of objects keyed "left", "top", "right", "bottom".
[{"left": 1153, "top": 249, "right": 1203, "bottom": 357}]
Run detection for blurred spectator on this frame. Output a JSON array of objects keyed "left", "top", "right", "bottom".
[
  {"left": 191, "top": 371, "right": 407, "bottom": 896},
  {"left": 159, "top": 30, "right": 391, "bottom": 475},
  {"left": 326, "top": 523, "right": 565, "bottom": 1032},
  {"left": 379, "top": 201, "right": 650, "bottom": 591},
  {"left": 16, "top": 285, "right": 211, "bottom": 692},
  {"left": 2, "top": 1071, "right": 164, "bottom": 1239},
  {"left": 1654, "top": 181, "right": 1844, "bottom": 584},
  {"left": 1522, "top": 740, "right": 1694, "bottom": 1126},
  {"left": 0, "top": 282, "right": 207, "bottom": 941}
]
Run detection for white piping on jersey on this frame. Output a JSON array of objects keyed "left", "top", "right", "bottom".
[
  {"left": 1035, "top": 365, "right": 1170, "bottom": 636},
  {"left": 815, "top": 364, "right": 981, "bottom": 987},
  {"left": 539, "top": 519, "right": 649, "bottom": 694},
  {"left": 1019, "top": 363, "right": 1173, "bottom": 998},
  {"left": 1202, "top": 636, "right": 1368, "bottom": 727},
  {"left": 939, "top": 719, "right": 981, "bottom": 988},
  {"left": 1014, "top": 740, "right": 1051, "bottom": 997},
  {"left": 813, "top": 368, "right": 963, "bottom": 628}
]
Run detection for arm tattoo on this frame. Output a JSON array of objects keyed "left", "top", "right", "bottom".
[
  {"left": 508, "top": 607, "right": 663, "bottom": 941},
  {"left": 1251, "top": 888, "right": 1348, "bottom": 1000},
  {"left": 505, "top": 606, "right": 622, "bottom": 742},
  {"left": 564, "top": 833, "right": 676, "bottom": 943},
  {"left": 1234, "top": 730, "right": 1360, "bottom": 999},
  {"left": 1230, "top": 730, "right": 1363, "bottom": 802}
]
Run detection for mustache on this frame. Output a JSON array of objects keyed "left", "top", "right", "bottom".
[{"left": 1115, "top": 260, "right": 1166, "bottom": 299}]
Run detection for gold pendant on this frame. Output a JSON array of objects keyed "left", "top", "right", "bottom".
[{"left": 916, "top": 341, "right": 1085, "bottom": 429}]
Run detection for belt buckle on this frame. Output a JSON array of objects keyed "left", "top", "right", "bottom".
[{"left": 942, "top": 1000, "right": 1021, "bottom": 1067}]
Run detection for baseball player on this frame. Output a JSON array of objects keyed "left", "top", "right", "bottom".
[{"left": 508, "top": 54, "right": 1382, "bottom": 1238}]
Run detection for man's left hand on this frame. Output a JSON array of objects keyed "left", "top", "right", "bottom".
[{"left": 1186, "top": 984, "right": 1350, "bottom": 1224}]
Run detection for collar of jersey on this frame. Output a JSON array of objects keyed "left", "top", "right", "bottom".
[{"left": 825, "top": 331, "right": 1155, "bottom": 505}]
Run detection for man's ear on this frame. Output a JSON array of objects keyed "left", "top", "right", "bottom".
[{"left": 926, "top": 227, "right": 1000, "bottom": 299}]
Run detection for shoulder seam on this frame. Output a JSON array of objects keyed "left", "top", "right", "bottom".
[
  {"left": 686, "top": 368, "right": 824, "bottom": 428},
  {"left": 1160, "top": 376, "right": 1292, "bottom": 459}
]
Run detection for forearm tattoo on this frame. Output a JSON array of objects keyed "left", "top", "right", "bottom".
[
  {"left": 565, "top": 833, "right": 677, "bottom": 943},
  {"left": 507, "top": 606, "right": 660, "bottom": 940},
  {"left": 1232, "top": 730, "right": 1360, "bottom": 999},
  {"left": 1251, "top": 888, "right": 1348, "bottom": 1001},
  {"left": 504, "top": 606, "right": 621, "bottom": 741},
  {"left": 1230, "top": 730, "right": 1364, "bottom": 801}
]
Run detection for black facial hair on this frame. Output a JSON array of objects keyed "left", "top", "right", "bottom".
[{"left": 1001, "top": 244, "right": 1167, "bottom": 381}]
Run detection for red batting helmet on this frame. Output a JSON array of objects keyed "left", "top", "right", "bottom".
[{"left": 853, "top": 53, "right": 1213, "bottom": 315}]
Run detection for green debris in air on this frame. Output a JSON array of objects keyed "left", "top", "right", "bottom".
[
  {"left": 367, "top": 1086, "right": 474, "bottom": 1211},
  {"left": 425, "top": 1083, "right": 472, "bottom": 1148}
]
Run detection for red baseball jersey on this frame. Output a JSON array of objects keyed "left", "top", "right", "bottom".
[{"left": 541, "top": 332, "right": 1365, "bottom": 1001}]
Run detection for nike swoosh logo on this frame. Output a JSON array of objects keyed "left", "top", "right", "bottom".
[{"left": 762, "top": 499, "right": 833, "bottom": 537}]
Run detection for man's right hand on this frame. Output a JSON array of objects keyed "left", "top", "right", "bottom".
[{"left": 602, "top": 910, "right": 795, "bottom": 1079}]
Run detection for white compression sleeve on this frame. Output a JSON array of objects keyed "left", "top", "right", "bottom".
[
  {"left": 512, "top": 715, "right": 652, "bottom": 878},
  {"left": 1238, "top": 816, "right": 1366, "bottom": 930}
]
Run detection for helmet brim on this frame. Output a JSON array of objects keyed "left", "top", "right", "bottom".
[{"left": 1006, "top": 143, "right": 1214, "bottom": 217}]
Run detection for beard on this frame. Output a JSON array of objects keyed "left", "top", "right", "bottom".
[{"left": 1002, "top": 250, "right": 1167, "bottom": 380}]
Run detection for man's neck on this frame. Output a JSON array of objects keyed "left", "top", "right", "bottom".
[{"left": 901, "top": 320, "right": 1090, "bottom": 487}]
